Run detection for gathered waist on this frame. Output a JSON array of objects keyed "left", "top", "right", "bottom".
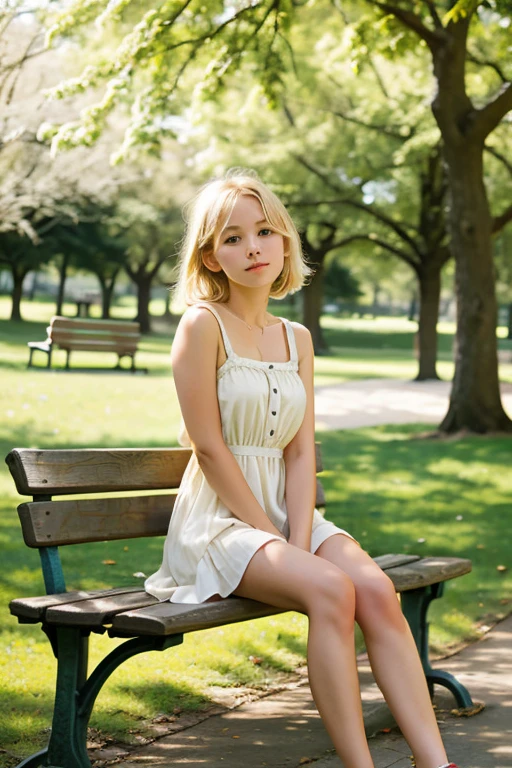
[{"left": 228, "top": 444, "right": 283, "bottom": 459}]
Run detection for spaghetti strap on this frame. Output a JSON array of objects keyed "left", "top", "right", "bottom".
[
  {"left": 194, "top": 302, "right": 235, "bottom": 359},
  {"left": 281, "top": 319, "right": 298, "bottom": 364}
]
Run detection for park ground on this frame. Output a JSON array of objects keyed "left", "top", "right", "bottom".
[{"left": 0, "top": 297, "right": 511, "bottom": 766}]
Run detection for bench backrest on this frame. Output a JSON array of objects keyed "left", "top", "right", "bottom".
[
  {"left": 48, "top": 316, "right": 141, "bottom": 350},
  {"left": 5, "top": 446, "right": 325, "bottom": 593}
]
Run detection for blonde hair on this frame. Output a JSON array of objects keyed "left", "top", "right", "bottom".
[{"left": 172, "top": 170, "right": 313, "bottom": 309}]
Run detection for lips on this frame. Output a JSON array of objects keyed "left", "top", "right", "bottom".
[{"left": 246, "top": 263, "right": 269, "bottom": 271}]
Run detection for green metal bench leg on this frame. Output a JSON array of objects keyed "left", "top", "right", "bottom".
[
  {"left": 401, "top": 584, "right": 474, "bottom": 708},
  {"left": 76, "top": 634, "right": 184, "bottom": 730},
  {"left": 45, "top": 627, "right": 91, "bottom": 768},
  {"left": 15, "top": 749, "right": 48, "bottom": 768},
  {"left": 24, "top": 629, "right": 184, "bottom": 768}
]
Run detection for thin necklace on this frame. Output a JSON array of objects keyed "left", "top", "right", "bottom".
[{"left": 221, "top": 303, "right": 269, "bottom": 334}]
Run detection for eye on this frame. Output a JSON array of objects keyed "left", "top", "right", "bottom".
[
  {"left": 225, "top": 235, "right": 240, "bottom": 244},
  {"left": 259, "top": 228, "right": 273, "bottom": 236}
]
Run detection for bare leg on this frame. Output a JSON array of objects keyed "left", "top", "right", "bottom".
[
  {"left": 233, "top": 540, "right": 374, "bottom": 768},
  {"left": 316, "top": 535, "right": 448, "bottom": 768}
]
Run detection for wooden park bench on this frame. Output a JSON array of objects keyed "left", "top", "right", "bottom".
[
  {"left": 5, "top": 444, "right": 474, "bottom": 768},
  {"left": 27, "top": 316, "right": 145, "bottom": 373}
]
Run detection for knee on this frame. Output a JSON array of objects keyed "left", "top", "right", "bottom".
[
  {"left": 307, "top": 566, "right": 356, "bottom": 630},
  {"left": 355, "top": 570, "right": 403, "bottom": 631}
]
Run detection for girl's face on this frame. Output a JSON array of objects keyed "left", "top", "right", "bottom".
[{"left": 205, "top": 195, "right": 285, "bottom": 289}]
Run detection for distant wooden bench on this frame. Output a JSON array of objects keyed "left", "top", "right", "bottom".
[
  {"left": 27, "top": 316, "right": 145, "bottom": 373},
  {"left": 5, "top": 444, "right": 474, "bottom": 768}
]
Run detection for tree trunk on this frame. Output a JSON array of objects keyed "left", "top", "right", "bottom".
[
  {"left": 440, "top": 141, "right": 512, "bottom": 432},
  {"left": 10, "top": 266, "right": 26, "bottom": 321},
  {"left": 162, "top": 286, "right": 173, "bottom": 318},
  {"left": 97, "top": 270, "right": 119, "bottom": 319},
  {"left": 303, "top": 262, "right": 327, "bottom": 353},
  {"left": 56, "top": 253, "right": 69, "bottom": 316},
  {"left": 135, "top": 276, "right": 152, "bottom": 333},
  {"left": 507, "top": 303, "right": 512, "bottom": 340},
  {"left": 371, "top": 284, "right": 380, "bottom": 318},
  {"left": 28, "top": 271, "right": 39, "bottom": 301},
  {"left": 408, "top": 291, "right": 417, "bottom": 322},
  {"left": 415, "top": 267, "right": 441, "bottom": 381}
]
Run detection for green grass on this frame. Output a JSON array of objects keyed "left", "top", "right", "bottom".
[{"left": 0, "top": 298, "right": 511, "bottom": 764}]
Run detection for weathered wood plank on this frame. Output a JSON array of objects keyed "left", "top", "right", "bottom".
[
  {"left": 52, "top": 340, "right": 138, "bottom": 353},
  {"left": 52, "top": 331, "right": 140, "bottom": 342},
  {"left": 314, "top": 442, "right": 323, "bottom": 474},
  {"left": 385, "top": 557, "right": 472, "bottom": 592},
  {"left": 45, "top": 590, "right": 158, "bottom": 626},
  {"left": 50, "top": 317, "right": 140, "bottom": 333},
  {"left": 111, "top": 596, "right": 284, "bottom": 637},
  {"left": 10, "top": 557, "right": 472, "bottom": 635},
  {"left": 7, "top": 447, "right": 324, "bottom": 497},
  {"left": 9, "top": 587, "right": 144, "bottom": 620},
  {"left": 109, "top": 557, "right": 473, "bottom": 637},
  {"left": 6, "top": 449, "right": 193, "bottom": 495},
  {"left": 373, "top": 554, "right": 421, "bottom": 570},
  {"left": 315, "top": 479, "right": 325, "bottom": 508},
  {"left": 17, "top": 494, "right": 177, "bottom": 547}
]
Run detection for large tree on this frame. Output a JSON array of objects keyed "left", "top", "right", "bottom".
[{"left": 39, "top": 1, "right": 512, "bottom": 432}]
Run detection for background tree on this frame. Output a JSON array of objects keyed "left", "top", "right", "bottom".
[
  {"left": 114, "top": 198, "right": 182, "bottom": 333},
  {"left": 27, "top": 0, "right": 512, "bottom": 431}
]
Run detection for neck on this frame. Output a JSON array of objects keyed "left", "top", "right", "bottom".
[{"left": 224, "top": 288, "right": 270, "bottom": 328}]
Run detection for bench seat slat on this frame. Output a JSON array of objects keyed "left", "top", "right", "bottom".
[
  {"left": 373, "top": 554, "right": 421, "bottom": 569},
  {"left": 8, "top": 558, "right": 473, "bottom": 636},
  {"left": 111, "top": 596, "right": 284, "bottom": 637},
  {"left": 9, "top": 586, "right": 144, "bottom": 620},
  {"left": 385, "top": 556, "right": 472, "bottom": 591},
  {"left": 110, "top": 556, "right": 472, "bottom": 637},
  {"left": 45, "top": 590, "right": 158, "bottom": 626}
]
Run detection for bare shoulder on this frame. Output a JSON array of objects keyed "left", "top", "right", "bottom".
[
  {"left": 176, "top": 304, "right": 219, "bottom": 335},
  {"left": 172, "top": 304, "right": 220, "bottom": 361},
  {"left": 288, "top": 321, "right": 313, "bottom": 359}
]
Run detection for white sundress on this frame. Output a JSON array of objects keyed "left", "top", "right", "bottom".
[{"left": 144, "top": 302, "right": 355, "bottom": 604}]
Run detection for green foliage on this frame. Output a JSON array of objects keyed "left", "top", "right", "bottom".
[
  {"left": 42, "top": 0, "right": 299, "bottom": 162},
  {"left": 323, "top": 260, "right": 362, "bottom": 302}
]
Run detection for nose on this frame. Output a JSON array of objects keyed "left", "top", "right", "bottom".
[{"left": 246, "top": 235, "right": 261, "bottom": 257}]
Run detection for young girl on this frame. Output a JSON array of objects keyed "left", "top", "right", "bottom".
[{"left": 144, "top": 171, "right": 458, "bottom": 768}]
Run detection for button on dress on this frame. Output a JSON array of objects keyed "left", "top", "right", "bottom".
[{"left": 144, "top": 302, "right": 355, "bottom": 604}]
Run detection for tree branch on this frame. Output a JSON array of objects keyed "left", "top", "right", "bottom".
[
  {"left": 467, "top": 52, "right": 509, "bottom": 84},
  {"left": 492, "top": 203, "right": 512, "bottom": 234},
  {"left": 368, "top": 57, "right": 390, "bottom": 100},
  {"left": 421, "top": 0, "right": 443, "bottom": 30},
  {"left": 328, "top": 107, "right": 413, "bottom": 140},
  {"left": 484, "top": 145, "right": 512, "bottom": 176},
  {"left": 331, "top": 233, "right": 420, "bottom": 272},
  {"left": 364, "top": 0, "right": 443, "bottom": 50},
  {"left": 291, "top": 151, "right": 421, "bottom": 246},
  {"left": 475, "top": 81, "right": 512, "bottom": 140}
]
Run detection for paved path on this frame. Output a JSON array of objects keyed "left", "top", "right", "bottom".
[
  {"left": 314, "top": 378, "right": 512, "bottom": 431},
  {"left": 111, "top": 617, "right": 512, "bottom": 768}
]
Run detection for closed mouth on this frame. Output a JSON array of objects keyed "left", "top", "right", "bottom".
[{"left": 246, "top": 263, "right": 269, "bottom": 271}]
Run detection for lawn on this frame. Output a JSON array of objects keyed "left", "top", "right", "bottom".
[{"left": 0, "top": 298, "right": 511, "bottom": 765}]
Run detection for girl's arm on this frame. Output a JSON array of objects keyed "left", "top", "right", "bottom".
[
  {"left": 171, "top": 306, "right": 285, "bottom": 539},
  {"left": 283, "top": 325, "right": 317, "bottom": 551}
]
